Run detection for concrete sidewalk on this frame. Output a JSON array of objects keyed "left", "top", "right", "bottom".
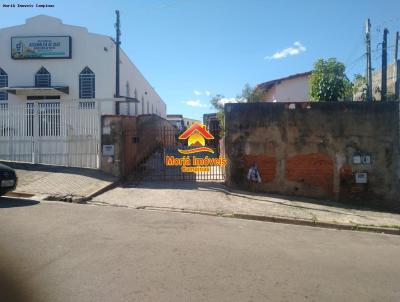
[
  {"left": 92, "top": 181, "right": 400, "bottom": 233},
  {"left": 2, "top": 162, "right": 117, "bottom": 202}
]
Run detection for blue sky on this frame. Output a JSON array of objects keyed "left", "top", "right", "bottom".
[{"left": 1, "top": 0, "right": 400, "bottom": 120}]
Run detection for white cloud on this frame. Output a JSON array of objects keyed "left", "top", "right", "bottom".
[
  {"left": 193, "top": 90, "right": 202, "bottom": 96},
  {"left": 205, "top": 90, "right": 211, "bottom": 96},
  {"left": 184, "top": 99, "right": 207, "bottom": 107},
  {"left": 264, "top": 41, "right": 306, "bottom": 60},
  {"left": 217, "top": 97, "right": 246, "bottom": 107}
]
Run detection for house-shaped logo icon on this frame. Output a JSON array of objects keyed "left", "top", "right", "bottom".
[{"left": 178, "top": 123, "right": 215, "bottom": 154}]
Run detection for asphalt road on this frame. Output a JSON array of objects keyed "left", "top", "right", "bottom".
[{"left": 0, "top": 197, "right": 399, "bottom": 302}]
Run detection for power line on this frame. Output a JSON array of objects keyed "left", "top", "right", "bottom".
[
  {"left": 375, "top": 17, "right": 400, "bottom": 33},
  {"left": 344, "top": 28, "right": 365, "bottom": 65},
  {"left": 346, "top": 54, "right": 366, "bottom": 74}
]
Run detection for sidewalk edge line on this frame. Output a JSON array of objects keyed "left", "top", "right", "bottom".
[{"left": 131, "top": 205, "right": 400, "bottom": 236}]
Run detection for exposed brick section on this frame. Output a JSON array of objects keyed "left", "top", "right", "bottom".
[
  {"left": 224, "top": 102, "right": 400, "bottom": 211},
  {"left": 286, "top": 153, "right": 334, "bottom": 194},
  {"left": 244, "top": 155, "right": 277, "bottom": 183}
]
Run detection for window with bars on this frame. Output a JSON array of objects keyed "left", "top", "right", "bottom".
[
  {"left": 35, "top": 67, "right": 51, "bottom": 87},
  {"left": 79, "top": 67, "right": 95, "bottom": 99},
  {"left": 0, "top": 68, "right": 8, "bottom": 101},
  {"left": 79, "top": 101, "right": 96, "bottom": 109}
]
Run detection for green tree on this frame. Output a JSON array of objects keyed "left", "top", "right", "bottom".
[
  {"left": 310, "top": 58, "right": 350, "bottom": 102},
  {"left": 240, "top": 83, "right": 264, "bottom": 103},
  {"left": 209, "top": 94, "right": 227, "bottom": 132},
  {"left": 352, "top": 74, "right": 367, "bottom": 101},
  {"left": 343, "top": 80, "right": 354, "bottom": 101},
  {"left": 209, "top": 84, "right": 263, "bottom": 132}
]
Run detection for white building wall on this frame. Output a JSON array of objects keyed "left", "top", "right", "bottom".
[
  {"left": 0, "top": 15, "right": 166, "bottom": 116},
  {"left": 275, "top": 76, "right": 310, "bottom": 103},
  {"left": 0, "top": 15, "right": 115, "bottom": 102},
  {"left": 262, "top": 86, "right": 277, "bottom": 102},
  {"left": 119, "top": 49, "right": 166, "bottom": 117}
]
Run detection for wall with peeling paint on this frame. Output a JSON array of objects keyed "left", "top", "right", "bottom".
[{"left": 224, "top": 102, "right": 400, "bottom": 211}]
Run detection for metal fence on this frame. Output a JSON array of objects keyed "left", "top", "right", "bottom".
[
  {"left": 0, "top": 101, "right": 101, "bottom": 169},
  {"left": 128, "top": 124, "right": 225, "bottom": 181}
]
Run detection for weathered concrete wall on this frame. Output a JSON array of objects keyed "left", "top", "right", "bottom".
[
  {"left": 224, "top": 102, "right": 400, "bottom": 211},
  {"left": 101, "top": 116, "right": 135, "bottom": 178},
  {"left": 101, "top": 115, "right": 176, "bottom": 178},
  {"left": 372, "top": 60, "right": 400, "bottom": 101}
]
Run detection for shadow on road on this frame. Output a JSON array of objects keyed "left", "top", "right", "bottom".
[
  {"left": 0, "top": 161, "right": 114, "bottom": 182},
  {"left": 0, "top": 197, "right": 40, "bottom": 208}
]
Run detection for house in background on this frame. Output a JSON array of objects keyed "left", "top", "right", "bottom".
[
  {"left": 256, "top": 71, "right": 312, "bottom": 103},
  {"left": 371, "top": 60, "right": 400, "bottom": 101},
  {"left": 166, "top": 114, "right": 200, "bottom": 131},
  {"left": 203, "top": 113, "right": 220, "bottom": 131},
  {"left": 183, "top": 117, "right": 201, "bottom": 129}
]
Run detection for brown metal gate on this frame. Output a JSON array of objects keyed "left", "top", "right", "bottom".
[{"left": 126, "top": 122, "right": 225, "bottom": 182}]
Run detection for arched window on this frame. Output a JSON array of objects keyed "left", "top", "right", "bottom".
[
  {"left": 35, "top": 67, "right": 51, "bottom": 87},
  {"left": 79, "top": 67, "right": 95, "bottom": 99},
  {"left": 0, "top": 68, "right": 8, "bottom": 101},
  {"left": 141, "top": 96, "right": 144, "bottom": 114}
]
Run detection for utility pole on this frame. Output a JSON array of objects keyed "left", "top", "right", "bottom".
[
  {"left": 365, "top": 19, "right": 372, "bottom": 101},
  {"left": 395, "top": 31, "right": 399, "bottom": 100},
  {"left": 115, "top": 10, "right": 121, "bottom": 114},
  {"left": 381, "top": 28, "right": 388, "bottom": 101}
]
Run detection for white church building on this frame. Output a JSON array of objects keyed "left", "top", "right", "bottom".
[
  {"left": 0, "top": 14, "right": 166, "bottom": 116},
  {"left": 0, "top": 15, "right": 166, "bottom": 169}
]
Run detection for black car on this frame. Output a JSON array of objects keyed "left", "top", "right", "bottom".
[{"left": 0, "top": 163, "right": 17, "bottom": 196}]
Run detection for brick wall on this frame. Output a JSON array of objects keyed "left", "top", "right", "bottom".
[{"left": 224, "top": 102, "right": 400, "bottom": 211}]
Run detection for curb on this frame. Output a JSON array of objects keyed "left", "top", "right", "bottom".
[
  {"left": 4, "top": 191, "right": 35, "bottom": 199},
  {"left": 129, "top": 205, "right": 400, "bottom": 236},
  {"left": 4, "top": 180, "right": 118, "bottom": 204},
  {"left": 231, "top": 213, "right": 400, "bottom": 236},
  {"left": 42, "top": 181, "right": 120, "bottom": 204},
  {"left": 87, "top": 180, "right": 120, "bottom": 200}
]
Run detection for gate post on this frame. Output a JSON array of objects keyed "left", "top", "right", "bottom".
[
  {"left": 120, "top": 122, "right": 126, "bottom": 179},
  {"left": 32, "top": 102, "right": 39, "bottom": 164}
]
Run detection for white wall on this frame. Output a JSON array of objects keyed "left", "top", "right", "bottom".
[
  {"left": 0, "top": 15, "right": 167, "bottom": 116},
  {"left": 275, "top": 76, "right": 310, "bottom": 102},
  {"left": 262, "top": 76, "right": 310, "bottom": 103},
  {"left": 119, "top": 49, "right": 166, "bottom": 117},
  {"left": 182, "top": 117, "right": 201, "bottom": 127},
  {"left": 262, "top": 86, "right": 277, "bottom": 102},
  {"left": 0, "top": 15, "right": 115, "bottom": 102}
]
